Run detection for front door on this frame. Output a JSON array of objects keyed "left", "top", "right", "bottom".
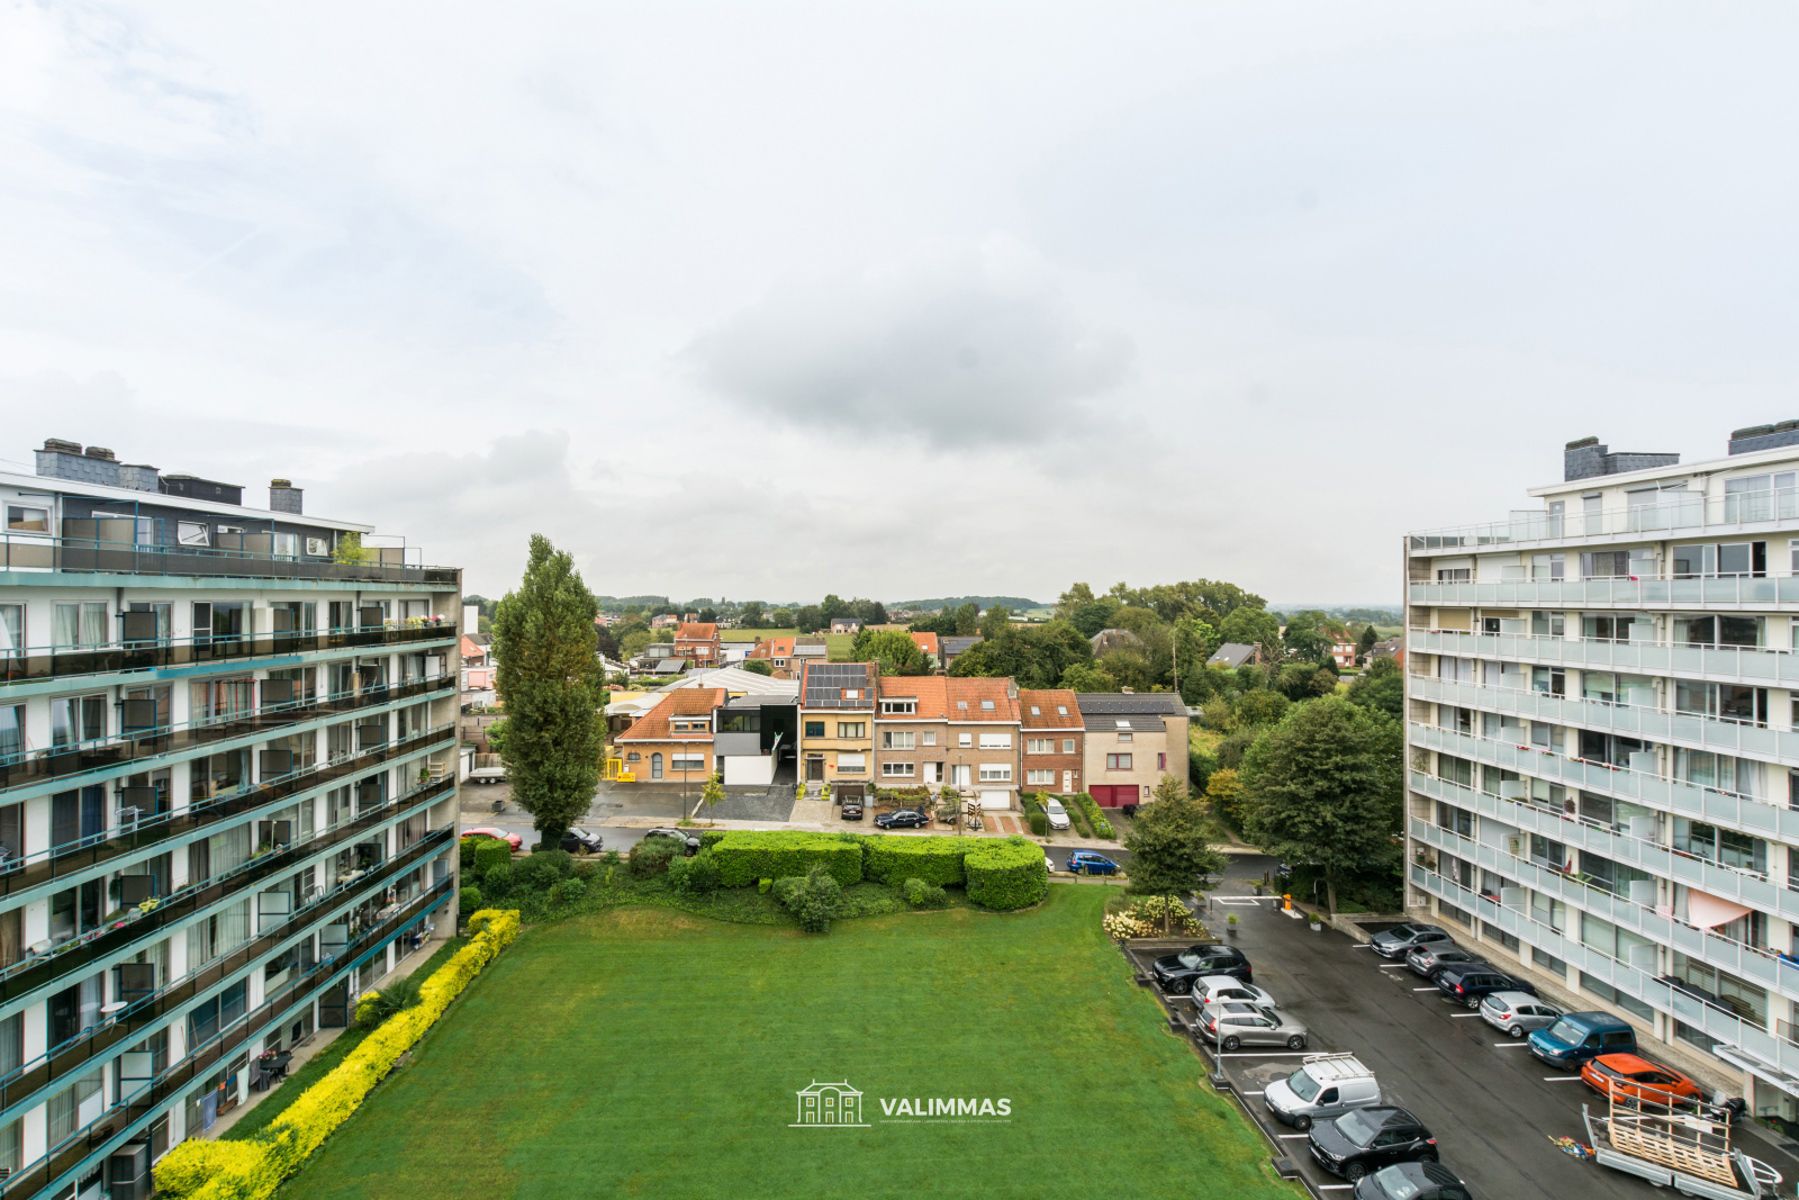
[
  {"left": 806, "top": 757, "right": 825, "bottom": 782},
  {"left": 651, "top": 753, "right": 664, "bottom": 780},
  {"left": 923, "top": 762, "right": 941, "bottom": 784},
  {"left": 1062, "top": 770, "right": 1073, "bottom": 792},
  {"left": 953, "top": 764, "right": 971, "bottom": 788}
]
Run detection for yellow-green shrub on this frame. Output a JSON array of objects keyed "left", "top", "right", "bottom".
[{"left": 152, "top": 909, "right": 521, "bottom": 1200}]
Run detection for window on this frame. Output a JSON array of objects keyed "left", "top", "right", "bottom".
[
  {"left": 271, "top": 531, "right": 299, "bottom": 558},
  {"left": 53, "top": 601, "right": 107, "bottom": 649},
  {"left": 978, "top": 763, "right": 1012, "bottom": 782},
  {"left": 1582, "top": 613, "right": 1639, "bottom": 642},
  {"left": 1530, "top": 610, "right": 1565, "bottom": 638},
  {"left": 1106, "top": 753, "right": 1132, "bottom": 770},
  {"left": 881, "top": 761, "right": 915, "bottom": 778},
  {"left": 1672, "top": 541, "right": 1768, "bottom": 578},
  {"left": 978, "top": 732, "right": 1011, "bottom": 750},
  {"left": 836, "top": 721, "right": 866, "bottom": 739},
  {"left": 921, "top": 732, "right": 937, "bottom": 747},
  {"left": 1157, "top": 752, "right": 1166, "bottom": 770},
  {"left": 1026, "top": 738, "right": 1053, "bottom": 755},
  {"left": 1116, "top": 731, "right": 1133, "bottom": 743},
  {"left": 957, "top": 732, "right": 972, "bottom": 748},
  {"left": 1026, "top": 769, "right": 1054, "bottom": 785},
  {"left": 1062, "top": 738, "right": 1075, "bottom": 753},
  {"left": 1436, "top": 567, "right": 1471, "bottom": 582},
  {"left": 804, "top": 721, "right": 825, "bottom": 738},
  {"left": 4, "top": 505, "right": 48, "bottom": 533},
  {"left": 836, "top": 753, "right": 867, "bottom": 773},
  {"left": 879, "top": 700, "right": 917, "bottom": 715},
  {"left": 51, "top": 694, "right": 106, "bottom": 748},
  {"left": 0, "top": 704, "right": 21, "bottom": 762},
  {"left": 882, "top": 731, "right": 915, "bottom": 750},
  {"left": 46, "top": 1069, "right": 103, "bottom": 1144},
  {"left": 176, "top": 520, "right": 210, "bottom": 547},
  {"left": 0, "top": 603, "right": 19, "bottom": 660},
  {"left": 670, "top": 754, "right": 705, "bottom": 772},
  {"left": 1028, "top": 706, "right": 1040, "bottom": 716}
]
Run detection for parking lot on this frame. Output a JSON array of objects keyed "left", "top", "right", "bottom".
[{"left": 1128, "top": 856, "right": 1799, "bottom": 1199}]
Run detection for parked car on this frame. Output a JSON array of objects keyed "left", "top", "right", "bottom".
[
  {"left": 1353, "top": 1162, "right": 1473, "bottom": 1200},
  {"left": 839, "top": 793, "right": 864, "bottom": 820},
  {"left": 1308, "top": 1106, "right": 1439, "bottom": 1182},
  {"left": 1529, "top": 1011, "right": 1638, "bottom": 1069},
  {"left": 1405, "top": 945, "right": 1485, "bottom": 979},
  {"left": 1580, "top": 1053, "right": 1706, "bottom": 1107},
  {"left": 1479, "top": 990, "right": 1563, "bottom": 1039},
  {"left": 1200, "top": 1003, "right": 1309, "bottom": 1052},
  {"left": 1044, "top": 854, "right": 1057, "bottom": 875},
  {"left": 1433, "top": 963, "right": 1537, "bottom": 1009},
  {"left": 1042, "top": 797, "right": 1071, "bottom": 830},
  {"left": 1151, "top": 944, "right": 1252, "bottom": 992},
  {"left": 560, "top": 828, "right": 604, "bottom": 855},
  {"left": 642, "top": 828, "right": 701, "bottom": 855},
  {"left": 460, "top": 826, "right": 522, "bottom": 851},
  {"left": 1194, "top": 976, "right": 1277, "bottom": 1010},
  {"left": 874, "top": 808, "right": 929, "bottom": 830},
  {"left": 1265, "top": 1053, "right": 1382, "bottom": 1132},
  {"left": 1067, "top": 851, "right": 1120, "bottom": 876},
  {"left": 1370, "top": 923, "right": 1453, "bottom": 959}
]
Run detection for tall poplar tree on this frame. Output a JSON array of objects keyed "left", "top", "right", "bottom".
[{"left": 491, "top": 535, "right": 605, "bottom": 848}]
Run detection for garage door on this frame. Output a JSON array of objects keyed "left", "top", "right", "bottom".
[
  {"left": 978, "top": 789, "right": 1011, "bottom": 810},
  {"left": 1091, "top": 785, "right": 1135, "bottom": 807}
]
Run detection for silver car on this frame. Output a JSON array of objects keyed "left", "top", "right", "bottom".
[
  {"left": 1370, "top": 922, "right": 1452, "bottom": 959},
  {"left": 1479, "top": 990, "right": 1563, "bottom": 1039},
  {"left": 1201, "top": 1003, "right": 1310, "bottom": 1052},
  {"left": 1405, "top": 944, "right": 1484, "bottom": 979},
  {"left": 1195, "top": 975, "right": 1278, "bottom": 1010}
]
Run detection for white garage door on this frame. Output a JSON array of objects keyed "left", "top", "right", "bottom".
[{"left": 978, "top": 789, "right": 1011, "bottom": 811}]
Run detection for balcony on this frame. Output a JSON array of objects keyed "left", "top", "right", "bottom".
[
  {"left": 1408, "top": 675, "right": 1799, "bottom": 765},
  {"left": 1408, "top": 770, "right": 1795, "bottom": 923},
  {"left": 0, "top": 781, "right": 454, "bottom": 1006},
  {"left": 0, "top": 530, "right": 458, "bottom": 588},
  {"left": 1409, "top": 818, "right": 1799, "bottom": 1003},
  {"left": 0, "top": 674, "right": 454, "bottom": 794},
  {"left": 0, "top": 875, "right": 452, "bottom": 1200},
  {"left": 1409, "top": 722, "right": 1799, "bottom": 845},
  {"left": 0, "top": 622, "right": 456, "bottom": 688},
  {"left": 1406, "top": 483, "right": 1799, "bottom": 556},
  {"left": 0, "top": 826, "right": 452, "bottom": 1120},
  {"left": 0, "top": 722, "right": 454, "bottom": 904},
  {"left": 1406, "top": 628, "right": 1799, "bottom": 689},
  {"left": 1410, "top": 863, "right": 1799, "bottom": 1082},
  {"left": 1409, "top": 573, "right": 1799, "bottom": 612}
]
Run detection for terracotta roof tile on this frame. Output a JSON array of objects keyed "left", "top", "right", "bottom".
[
  {"left": 876, "top": 675, "right": 949, "bottom": 719},
  {"left": 909, "top": 631, "right": 940, "bottom": 658},
  {"left": 676, "top": 622, "right": 719, "bottom": 641},
  {"left": 1018, "top": 688, "right": 1082, "bottom": 730},
  {"left": 945, "top": 676, "right": 1019, "bottom": 723},
  {"left": 617, "top": 687, "right": 724, "bottom": 742}
]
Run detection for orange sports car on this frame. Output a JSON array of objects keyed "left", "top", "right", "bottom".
[{"left": 1580, "top": 1053, "right": 1706, "bottom": 1107}]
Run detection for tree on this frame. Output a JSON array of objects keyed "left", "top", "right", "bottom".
[
  {"left": 859, "top": 629, "right": 930, "bottom": 676},
  {"left": 739, "top": 600, "right": 766, "bottom": 627},
  {"left": 1347, "top": 656, "right": 1403, "bottom": 719},
  {"left": 979, "top": 605, "right": 1013, "bottom": 640},
  {"left": 1203, "top": 767, "right": 1248, "bottom": 831},
  {"left": 1357, "top": 624, "right": 1378, "bottom": 656},
  {"left": 741, "top": 657, "right": 774, "bottom": 677},
  {"left": 490, "top": 535, "right": 606, "bottom": 849},
  {"left": 1274, "top": 661, "right": 1323, "bottom": 700},
  {"left": 1059, "top": 662, "right": 1116, "bottom": 692},
  {"left": 819, "top": 593, "right": 850, "bottom": 622},
  {"left": 1068, "top": 599, "right": 1118, "bottom": 638},
  {"left": 619, "top": 628, "right": 652, "bottom": 660},
  {"left": 1122, "top": 782, "right": 1228, "bottom": 931},
  {"left": 1280, "top": 610, "right": 1333, "bottom": 663},
  {"left": 592, "top": 624, "right": 620, "bottom": 662},
  {"left": 699, "top": 773, "right": 727, "bottom": 824},
  {"left": 1233, "top": 689, "right": 1291, "bottom": 728},
  {"left": 697, "top": 606, "right": 718, "bottom": 623},
  {"left": 1218, "top": 606, "right": 1281, "bottom": 661},
  {"left": 1239, "top": 697, "right": 1401, "bottom": 913},
  {"left": 795, "top": 605, "right": 824, "bottom": 633},
  {"left": 332, "top": 531, "right": 372, "bottom": 565}
]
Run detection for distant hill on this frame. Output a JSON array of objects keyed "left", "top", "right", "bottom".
[{"left": 892, "top": 596, "right": 1044, "bottom": 613}]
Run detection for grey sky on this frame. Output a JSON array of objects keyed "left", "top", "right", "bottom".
[{"left": 3, "top": 2, "right": 1796, "bottom": 603}]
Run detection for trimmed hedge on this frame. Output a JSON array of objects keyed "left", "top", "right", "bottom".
[
  {"left": 1073, "top": 793, "right": 1115, "bottom": 839},
  {"left": 154, "top": 909, "right": 522, "bottom": 1200},
  {"left": 965, "top": 837, "right": 1049, "bottom": 911},
  {"left": 699, "top": 829, "right": 728, "bottom": 850},
  {"left": 861, "top": 836, "right": 968, "bottom": 888},
  {"left": 1021, "top": 793, "right": 1049, "bottom": 837},
  {"left": 471, "top": 838, "right": 512, "bottom": 877},
  {"left": 712, "top": 831, "right": 864, "bottom": 888}
]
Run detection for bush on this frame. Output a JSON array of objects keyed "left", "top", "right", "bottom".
[
  {"left": 778, "top": 865, "right": 842, "bottom": 933},
  {"left": 458, "top": 884, "right": 484, "bottom": 917},
  {"left": 668, "top": 848, "right": 722, "bottom": 896},
  {"left": 516, "top": 849, "right": 574, "bottom": 891},
  {"left": 472, "top": 839, "right": 512, "bottom": 878},
  {"left": 354, "top": 973, "right": 423, "bottom": 1028},
  {"left": 757, "top": 877, "right": 772, "bottom": 894},
  {"left": 965, "top": 837, "right": 1049, "bottom": 911},
  {"left": 712, "top": 831, "right": 864, "bottom": 888},
  {"left": 1021, "top": 793, "right": 1049, "bottom": 837},
  {"left": 901, "top": 877, "right": 949, "bottom": 909},
  {"left": 1073, "top": 793, "right": 1115, "bottom": 839},
  {"left": 699, "top": 829, "right": 729, "bottom": 850},
  {"left": 860, "top": 836, "right": 967, "bottom": 888},
  {"left": 480, "top": 864, "right": 515, "bottom": 899},
  {"left": 548, "top": 877, "right": 588, "bottom": 907},
  {"left": 630, "top": 835, "right": 684, "bottom": 877},
  {"left": 572, "top": 859, "right": 599, "bottom": 881}
]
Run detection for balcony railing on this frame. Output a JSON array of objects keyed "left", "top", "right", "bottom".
[
  {"left": 1405, "top": 628, "right": 1799, "bottom": 689},
  {"left": 0, "top": 781, "right": 454, "bottom": 1006},
  {"left": 0, "top": 876, "right": 452, "bottom": 1200},
  {"left": 1408, "top": 675, "right": 1799, "bottom": 765},
  {"left": 1406, "top": 482, "right": 1799, "bottom": 553},
  {"left": 0, "top": 622, "right": 455, "bottom": 687},
  {"left": 0, "top": 673, "right": 454, "bottom": 791},
  {"left": 0, "top": 723, "right": 455, "bottom": 901},
  {"left": 1409, "top": 574, "right": 1799, "bottom": 610},
  {"left": 0, "top": 531, "right": 458, "bottom": 588},
  {"left": 0, "top": 826, "right": 451, "bottom": 1120}
]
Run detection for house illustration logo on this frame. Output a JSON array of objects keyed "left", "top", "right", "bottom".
[{"left": 792, "top": 1080, "right": 868, "bottom": 1128}]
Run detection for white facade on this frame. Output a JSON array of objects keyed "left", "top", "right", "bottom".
[{"left": 1405, "top": 433, "right": 1799, "bottom": 1121}]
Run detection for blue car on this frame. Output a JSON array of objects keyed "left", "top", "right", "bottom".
[{"left": 1067, "top": 851, "right": 1120, "bottom": 876}]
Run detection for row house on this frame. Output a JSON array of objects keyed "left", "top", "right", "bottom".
[
  {"left": 1076, "top": 692, "right": 1190, "bottom": 807},
  {"left": 746, "top": 635, "right": 827, "bottom": 680},
  {"left": 1019, "top": 689, "right": 1085, "bottom": 795},
  {"left": 797, "top": 663, "right": 876, "bottom": 787},
  {"left": 871, "top": 677, "right": 1022, "bottom": 809}
]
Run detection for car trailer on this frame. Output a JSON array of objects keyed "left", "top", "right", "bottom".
[{"left": 1581, "top": 1092, "right": 1781, "bottom": 1199}]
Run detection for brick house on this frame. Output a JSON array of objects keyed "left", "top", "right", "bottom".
[
  {"left": 1018, "top": 688, "right": 1083, "bottom": 795},
  {"left": 613, "top": 687, "right": 724, "bottom": 783},
  {"left": 674, "top": 621, "right": 723, "bottom": 668},
  {"left": 871, "top": 676, "right": 1021, "bottom": 809}
]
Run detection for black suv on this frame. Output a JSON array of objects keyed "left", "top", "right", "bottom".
[
  {"left": 839, "top": 793, "right": 864, "bottom": 820},
  {"left": 1150, "top": 944, "right": 1252, "bottom": 993},
  {"left": 1353, "top": 1161, "right": 1470, "bottom": 1200},
  {"left": 1309, "top": 1106, "right": 1438, "bottom": 1182},
  {"left": 1434, "top": 962, "right": 1537, "bottom": 1009}
]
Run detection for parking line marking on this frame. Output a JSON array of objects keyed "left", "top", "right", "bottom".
[
  {"left": 1450, "top": 1013, "right": 1481, "bottom": 1018},
  {"left": 1241, "top": 1089, "right": 1264, "bottom": 1096},
  {"left": 1352, "top": 944, "right": 1375, "bottom": 949},
  {"left": 1494, "top": 1042, "right": 1529, "bottom": 1048},
  {"left": 1542, "top": 1075, "right": 1584, "bottom": 1082},
  {"left": 1277, "top": 1133, "right": 1309, "bottom": 1139},
  {"left": 1378, "top": 963, "right": 1407, "bottom": 970},
  {"left": 1215, "top": 1051, "right": 1317, "bottom": 1059},
  {"left": 1318, "top": 1186, "right": 1355, "bottom": 1193},
  {"left": 1411, "top": 986, "right": 1438, "bottom": 991}
]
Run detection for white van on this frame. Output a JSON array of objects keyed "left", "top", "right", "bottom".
[{"left": 1262, "top": 1053, "right": 1380, "bottom": 1131}]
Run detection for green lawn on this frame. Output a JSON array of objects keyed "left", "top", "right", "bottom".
[
  {"left": 281, "top": 888, "right": 1295, "bottom": 1200},
  {"left": 719, "top": 626, "right": 857, "bottom": 659}
]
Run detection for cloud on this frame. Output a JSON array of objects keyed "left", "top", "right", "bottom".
[{"left": 685, "top": 240, "right": 1133, "bottom": 448}]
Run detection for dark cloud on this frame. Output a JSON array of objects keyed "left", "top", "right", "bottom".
[{"left": 685, "top": 248, "right": 1133, "bottom": 448}]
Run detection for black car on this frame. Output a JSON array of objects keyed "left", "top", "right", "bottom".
[
  {"left": 839, "top": 794, "right": 864, "bottom": 820},
  {"left": 1434, "top": 963, "right": 1537, "bottom": 1009},
  {"left": 1150, "top": 944, "right": 1252, "bottom": 993},
  {"left": 642, "top": 828, "right": 701, "bottom": 856},
  {"left": 874, "top": 808, "right": 929, "bottom": 830},
  {"left": 1353, "top": 1161, "right": 1471, "bottom": 1200},
  {"left": 560, "top": 828, "right": 604, "bottom": 855},
  {"left": 1308, "top": 1106, "right": 1438, "bottom": 1182}
]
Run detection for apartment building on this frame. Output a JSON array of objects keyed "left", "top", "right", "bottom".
[
  {"left": 1404, "top": 425, "right": 1799, "bottom": 1123},
  {"left": 0, "top": 439, "right": 461, "bottom": 1197},
  {"left": 871, "top": 677, "right": 1021, "bottom": 809},
  {"left": 1019, "top": 689, "right": 1084, "bottom": 795},
  {"left": 798, "top": 662, "right": 876, "bottom": 786},
  {"left": 1077, "top": 693, "right": 1189, "bottom": 807}
]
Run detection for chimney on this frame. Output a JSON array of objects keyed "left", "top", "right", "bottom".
[
  {"left": 1728, "top": 420, "right": 1799, "bottom": 456},
  {"left": 35, "top": 439, "right": 120, "bottom": 486},
  {"left": 83, "top": 446, "right": 115, "bottom": 462},
  {"left": 269, "top": 478, "right": 304, "bottom": 515},
  {"left": 117, "top": 463, "right": 160, "bottom": 492},
  {"left": 1563, "top": 436, "right": 1680, "bottom": 482}
]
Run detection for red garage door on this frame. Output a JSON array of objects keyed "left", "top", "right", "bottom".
[{"left": 1091, "top": 785, "right": 1136, "bottom": 807}]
